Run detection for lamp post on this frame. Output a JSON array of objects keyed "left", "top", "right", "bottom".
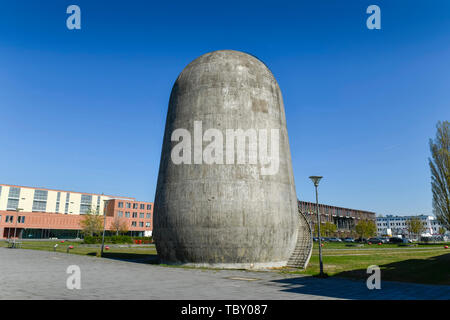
[
  {"left": 309, "top": 176, "right": 324, "bottom": 277},
  {"left": 100, "top": 199, "right": 109, "bottom": 257},
  {"left": 13, "top": 208, "right": 23, "bottom": 247}
]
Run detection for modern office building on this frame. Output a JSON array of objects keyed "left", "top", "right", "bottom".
[
  {"left": 104, "top": 198, "right": 153, "bottom": 237},
  {"left": 0, "top": 184, "right": 153, "bottom": 239},
  {"left": 376, "top": 214, "right": 446, "bottom": 238},
  {"left": 298, "top": 200, "right": 376, "bottom": 236}
]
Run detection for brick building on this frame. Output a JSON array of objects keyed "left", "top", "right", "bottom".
[
  {"left": 0, "top": 184, "right": 153, "bottom": 239},
  {"left": 298, "top": 200, "right": 376, "bottom": 237}
]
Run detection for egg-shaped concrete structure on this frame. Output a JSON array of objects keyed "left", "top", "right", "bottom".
[{"left": 153, "top": 50, "right": 301, "bottom": 268}]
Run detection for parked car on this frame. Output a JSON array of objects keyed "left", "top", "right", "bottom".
[
  {"left": 389, "top": 237, "right": 403, "bottom": 244},
  {"left": 328, "top": 237, "right": 342, "bottom": 242},
  {"left": 367, "top": 237, "right": 386, "bottom": 244},
  {"left": 343, "top": 237, "right": 355, "bottom": 243}
]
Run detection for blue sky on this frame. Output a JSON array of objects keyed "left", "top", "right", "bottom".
[{"left": 0, "top": 1, "right": 449, "bottom": 215}]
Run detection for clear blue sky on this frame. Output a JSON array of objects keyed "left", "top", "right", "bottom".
[{"left": 1, "top": 1, "right": 449, "bottom": 215}]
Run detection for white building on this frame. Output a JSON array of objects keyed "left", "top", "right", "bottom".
[
  {"left": 376, "top": 214, "right": 446, "bottom": 238},
  {"left": 0, "top": 184, "right": 133, "bottom": 215}
]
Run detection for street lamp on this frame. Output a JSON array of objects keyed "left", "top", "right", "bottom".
[
  {"left": 100, "top": 199, "right": 109, "bottom": 257},
  {"left": 309, "top": 176, "right": 324, "bottom": 277},
  {"left": 13, "top": 208, "right": 23, "bottom": 247}
]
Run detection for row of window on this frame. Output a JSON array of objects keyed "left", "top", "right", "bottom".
[
  {"left": 0, "top": 214, "right": 151, "bottom": 228},
  {"left": 0, "top": 215, "right": 26, "bottom": 223},
  {"left": 118, "top": 202, "right": 152, "bottom": 210},
  {"left": 130, "top": 221, "right": 151, "bottom": 228},
  {"left": 117, "top": 211, "right": 151, "bottom": 219},
  {"left": 2, "top": 188, "right": 152, "bottom": 216}
]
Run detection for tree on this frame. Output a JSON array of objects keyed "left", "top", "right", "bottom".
[
  {"left": 439, "top": 227, "right": 446, "bottom": 235},
  {"left": 325, "top": 222, "right": 337, "bottom": 237},
  {"left": 355, "top": 220, "right": 377, "bottom": 239},
  {"left": 314, "top": 221, "right": 337, "bottom": 237},
  {"left": 80, "top": 207, "right": 104, "bottom": 236},
  {"left": 429, "top": 121, "right": 450, "bottom": 229},
  {"left": 111, "top": 216, "right": 129, "bottom": 235},
  {"left": 405, "top": 217, "right": 425, "bottom": 239}
]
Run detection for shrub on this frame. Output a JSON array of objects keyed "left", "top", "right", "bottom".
[{"left": 83, "top": 235, "right": 133, "bottom": 244}]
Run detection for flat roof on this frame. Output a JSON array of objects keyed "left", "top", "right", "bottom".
[{"left": 298, "top": 200, "right": 376, "bottom": 214}]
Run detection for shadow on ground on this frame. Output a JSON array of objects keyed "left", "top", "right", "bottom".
[
  {"left": 336, "top": 253, "right": 450, "bottom": 286},
  {"left": 271, "top": 253, "right": 450, "bottom": 300},
  {"left": 86, "top": 252, "right": 160, "bottom": 264}
]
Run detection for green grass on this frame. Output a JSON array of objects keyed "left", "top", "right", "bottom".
[
  {"left": 2, "top": 240, "right": 449, "bottom": 285},
  {"left": 283, "top": 242, "right": 450, "bottom": 285},
  {"left": 0, "top": 240, "right": 158, "bottom": 261}
]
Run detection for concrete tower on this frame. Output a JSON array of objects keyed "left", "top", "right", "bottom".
[{"left": 154, "top": 50, "right": 301, "bottom": 268}]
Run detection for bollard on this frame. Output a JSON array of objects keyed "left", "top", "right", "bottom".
[{"left": 54, "top": 244, "right": 58, "bottom": 252}]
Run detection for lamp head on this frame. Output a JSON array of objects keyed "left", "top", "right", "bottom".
[{"left": 309, "top": 176, "right": 323, "bottom": 187}]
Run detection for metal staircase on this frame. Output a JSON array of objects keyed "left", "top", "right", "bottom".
[{"left": 286, "top": 208, "right": 313, "bottom": 269}]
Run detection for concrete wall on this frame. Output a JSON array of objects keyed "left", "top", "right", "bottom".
[{"left": 154, "top": 50, "right": 300, "bottom": 268}]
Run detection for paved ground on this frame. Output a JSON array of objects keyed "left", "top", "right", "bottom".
[{"left": 1, "top": 248, "right": 449, "bottom": 300}]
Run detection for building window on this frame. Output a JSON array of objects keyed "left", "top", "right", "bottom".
[
  {"left": 146, "top": 222, "right": 150, "bottom": 228},
  {"left": 80, "top": 194, "right": 93, "bottom": 214},
  {"left": 6, "top": 215, "right": 13, "bottom": 223},
  {"left": 7, "top": 199, "right": 19, "bottom": 211},
  {"left": 8, "top": 187, "right": 20, "bottom": 198},
  {"left": 18, "top": 216, "right": 25, "bottom": 223},
  {"left": 139, "top": 222, "right": 144, "bottom": 227},
  {"left": 147, "top": 204, "right": 152, "bottom": 210},
  {"left": 126, "top": 203, "right": 131, "bottom": 209},
  {"left": 32, "top": 201, "right": 46, "bottom": 212},
  {"left": 133, "top": 203, "right": 138, "bottom": 209},
  {"left": 146, "top": 213, "right": 151, "bottom": 219},
  {"left": 118, "top": 202, "right": 123, "bottom": 208},
  {"left": 56, "top": 192, "right": 61, "bottom": 212},
  {"left": 131, "top": 221, "right": 136, "bottom": 227},
  {"left": 33, "top": 190, "right": 48, "bottom": 212},
  {"left": 132, "top": 212, "right": 137, "bottom": 218},
  {"left": 140, "top": 204, "right": 145, "bottom": 210},
  {"left": 7, "top": 187, "right": 21, "bottom": 210},
  {"left": 65, "top": 193, "right": 70, "bottom": 214},
  {"left": 118, "top": 211, "right": 123, "bottom": 217},
  {"left": 139, "top": 213, "right": 144, "bottom": 219},
  {"left": 125, "top": 212, "right": 130, "bottom": 218}
]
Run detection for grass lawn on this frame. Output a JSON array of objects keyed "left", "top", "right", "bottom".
[
  {"left": 2, "top": 240, "right": 449, "bottom": 285},
  {"left": 0, "top": 240, "right": 158, "bottom": 262},
  {"left": 284, "top": 242, "right": 450, "bottom": 285}
]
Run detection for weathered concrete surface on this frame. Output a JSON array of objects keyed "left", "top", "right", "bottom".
[
  {"left": 2, "top": 249, "right": 450, "bottom": 300},
  {"left": 154, "top": 50, "right": 300, "bottom": 268}
]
